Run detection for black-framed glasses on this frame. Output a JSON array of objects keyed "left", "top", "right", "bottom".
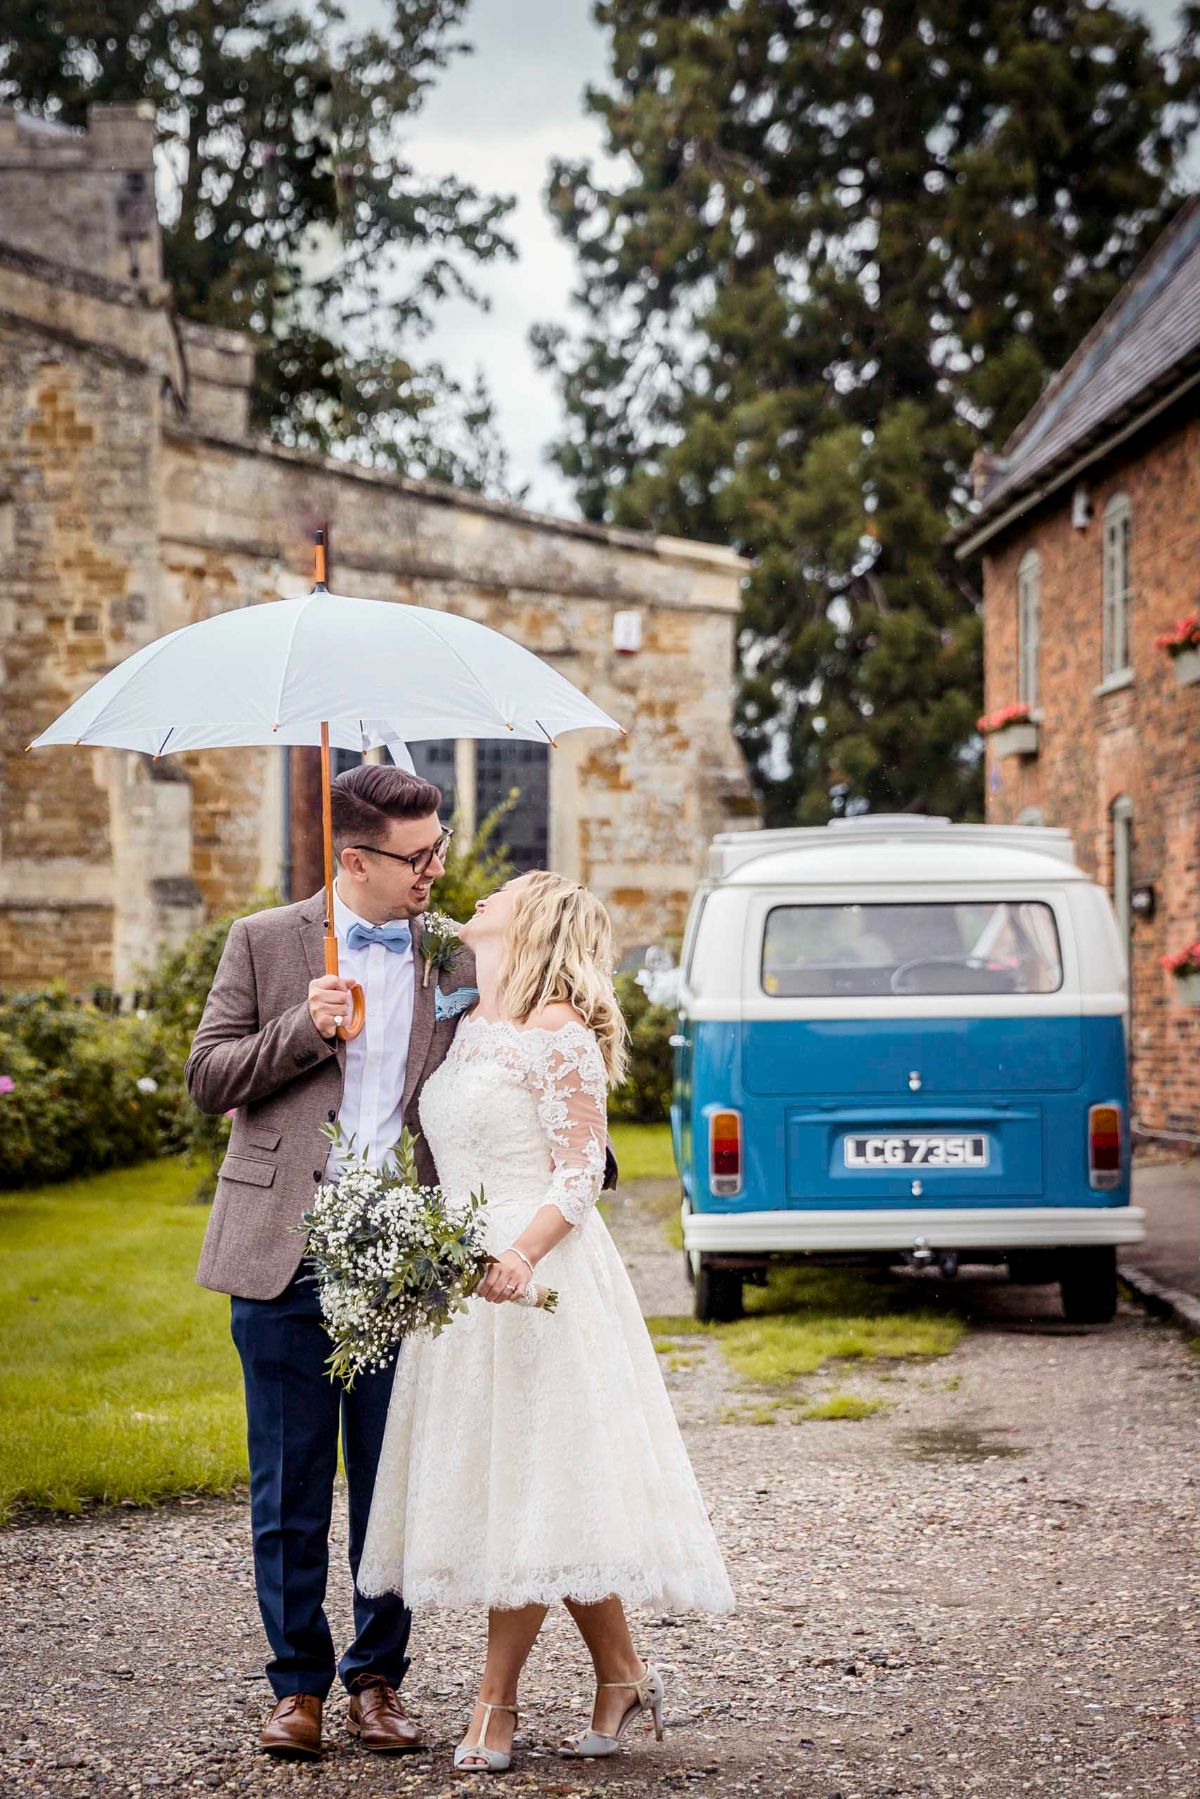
[{"left": 348, "top": 829, "right": 453, "bottom": 878}]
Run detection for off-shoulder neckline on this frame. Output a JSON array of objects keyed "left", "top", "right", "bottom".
[{"left": 459, "top": 1011, "right": 594, "bottom": 1042}]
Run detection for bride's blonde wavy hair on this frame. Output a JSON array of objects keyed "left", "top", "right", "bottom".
[{"left": 499, "top": 871, "right": 630, "bottom": 1088}]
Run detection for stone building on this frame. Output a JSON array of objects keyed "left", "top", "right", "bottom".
[
  {"left": 0, "top": 103, "right": 753, "bottom": 996},
  {"left": 957, "top": 198, "right": 1200, "bottom": 1140}
]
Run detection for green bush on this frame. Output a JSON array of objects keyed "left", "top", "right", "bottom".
[
  {"left": 610, "top": 971, "right": 675, "bottom": 1125},
  {"left": 0, "top": 813, "right": 678, "bottom": 1189},
  {"left": 0, "top": 990, "right": 171, "bottom": 1188}
]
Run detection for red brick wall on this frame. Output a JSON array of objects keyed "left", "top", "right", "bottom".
[{"left": 981, "top": 412, "right": 1200, "bottom": 1137}]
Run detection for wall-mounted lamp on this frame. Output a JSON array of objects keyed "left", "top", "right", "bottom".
[
  {"left": 613, "top": 609, "right": 643, "bottom": 655},
  {"left": 1131, "top": 884, "right": 1156, "bottom": 920}
]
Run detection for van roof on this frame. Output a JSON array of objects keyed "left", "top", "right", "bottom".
[{"left": 710, "top": 817, "right": 1087, "bottom": 886}]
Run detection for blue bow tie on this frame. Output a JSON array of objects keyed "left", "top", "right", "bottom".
[
  {"left": 434, "top": 984, "right": 479, "bottom": 1022},
  {"left": 345, "top": 919, "right": 413, "bottom": 956}
]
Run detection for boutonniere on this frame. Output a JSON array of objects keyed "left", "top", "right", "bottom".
[{"left": 419, "top": 910, "right": 462, "bottom": 988}]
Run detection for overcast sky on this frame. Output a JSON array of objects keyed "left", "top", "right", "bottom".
[{"left": 356, "top": 0, "right": 1193, "bottom": 517}]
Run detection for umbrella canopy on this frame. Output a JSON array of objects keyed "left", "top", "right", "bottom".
[
  {"left": 28, "top": 588, "right": 621, "bottom": 757},
  {"left": 28, "top": 574, "right": 623, "bottom": 1041}
]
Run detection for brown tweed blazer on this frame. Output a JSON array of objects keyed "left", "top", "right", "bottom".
[{"left": 186, "top": 890, "right": 477, "bottom": 1300}]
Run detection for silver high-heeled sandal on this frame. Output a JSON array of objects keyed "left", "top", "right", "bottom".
[
  {"left": 559, "top": 1664, "right": 665, "bottom": 1758},
  {"left": 453, "top": 1699, "right": 518, "bottom": 1773}
]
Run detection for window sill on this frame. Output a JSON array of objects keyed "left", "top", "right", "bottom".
[{"left": 1094, "top": 669, "right": 1135, "bottom": 698}]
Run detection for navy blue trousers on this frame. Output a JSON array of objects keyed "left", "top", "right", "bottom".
[{"left": 230, "top": 1264, "right": 412, "bottom": 1700}]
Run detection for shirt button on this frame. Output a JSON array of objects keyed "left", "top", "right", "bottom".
[
  {"left": 313, "top": 1171, "right": 321, "bottom": 1182},
  {"left": 327, "top": 1109, "right": 336, "bottom": 1121}
]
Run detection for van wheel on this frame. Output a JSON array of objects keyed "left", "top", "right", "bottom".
[
  {"left": 695, "top": 1259, "right": 743, "bottom": 1324},
  {"left": 1058, "top": 1246, "right": 1118, "bottom": 1324}
]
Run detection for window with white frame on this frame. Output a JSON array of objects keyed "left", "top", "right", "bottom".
[
  {"left": 1017, "top": 550, "right": 1041, "bottom": 707},
  {"left": 1102, "top": 496, "right": 1132, "bottom": 678}
]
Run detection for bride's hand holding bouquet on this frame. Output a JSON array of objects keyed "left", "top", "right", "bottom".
[{"left": 295, "top": 1122, "right": 557, "bottom": 1391}]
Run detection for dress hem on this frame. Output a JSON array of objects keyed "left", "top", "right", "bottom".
[{"left": 357, "top": 1572, "right": 736, "bottom": 1616}]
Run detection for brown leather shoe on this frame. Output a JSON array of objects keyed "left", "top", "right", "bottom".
[
  {"left": 346, "top": 1675, "right": 429, "bottom": 1753},
  {"left": 259, "top": 1692, "right": 323, "bottom": 1759}
]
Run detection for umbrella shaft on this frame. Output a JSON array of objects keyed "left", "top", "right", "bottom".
[{"left": 320, "top": 721, "right": 337, "bottom": 967}]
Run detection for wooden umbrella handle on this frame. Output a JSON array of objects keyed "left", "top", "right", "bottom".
[{"left": 324, "top": 938, "right": 366, "bottom": 1041}]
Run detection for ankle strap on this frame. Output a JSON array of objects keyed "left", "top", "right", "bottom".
[{"left": 478, "top": 1700, "right": 518, "bottom": 1716}]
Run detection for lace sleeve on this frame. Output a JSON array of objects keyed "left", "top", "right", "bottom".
[{"left": 526, "top": 1025, "right": 609, "bottom": 1226}]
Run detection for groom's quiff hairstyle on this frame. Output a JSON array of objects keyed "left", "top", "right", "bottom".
[{"left": 330, "top": 763, "right": 443, "bottom": 855}]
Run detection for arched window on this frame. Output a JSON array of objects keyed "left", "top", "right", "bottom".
[
  {"left": 1111, "top": 794, "right": 1134, "bottom": 973},
  {"left": 1017, "top": 550, "right": 1041, "bottom": 707},
  {"left": 1102, "top": 496, "right": 1132, "bottom": 678}
]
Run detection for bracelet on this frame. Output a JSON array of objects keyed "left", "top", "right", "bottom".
[{"left": 510, "top": 1247, "right": 536, "bottom": 1281}]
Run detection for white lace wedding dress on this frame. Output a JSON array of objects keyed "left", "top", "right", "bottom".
[{"left": 356, "top": 1014, "right": 735, "bottom": 1615}]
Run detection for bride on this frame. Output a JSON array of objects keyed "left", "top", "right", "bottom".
[{"left": 356, "top": 869, "right": 734, "bottom": 1771}]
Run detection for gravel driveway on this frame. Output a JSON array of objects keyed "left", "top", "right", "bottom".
[{"left": 3, "top": 1181, "right": 1197, "bottom": 1799}]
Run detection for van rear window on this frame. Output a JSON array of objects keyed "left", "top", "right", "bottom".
[{"left": 761, "top": 901, "right": 1063, "bottom": 998}]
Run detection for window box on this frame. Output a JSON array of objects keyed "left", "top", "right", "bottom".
[
  {"left": 990, "top": 719, "right": 1039, "bottom": 760},
  {"left": 977, "top": 702, "right": 1039, "bottom": 759},
  {"left": 1161, "top": 941, "right": 1200, "bottom": 1004},
  {"left": 1154, "top": 614, "right": 1200, "bottom": 686}
]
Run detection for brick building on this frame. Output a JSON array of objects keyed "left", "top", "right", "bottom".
[
  {"left": 0, "top": 104, "right": 754, "bottom": 996},
  {"left": 957, "top": 199, "right": 1200, "bottom": 1140}
]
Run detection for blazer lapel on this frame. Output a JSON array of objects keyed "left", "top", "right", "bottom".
[
  {"left": 298, "top": 889, "right": 329, "bottom": 984},
  {"left": 297, "top": 888, "right": 346, "bottom": 1072},
  {"left": 403, "top": 913, "right": 434, "bottom": 1113}
]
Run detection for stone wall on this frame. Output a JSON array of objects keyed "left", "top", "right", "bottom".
[
  {"left": 159, "top": 427, "right": 753, "bottom": 955},
  {"left": 0, "top": 104, "right": 754, "bottom": 995},
  {"left": 981, "top": 407, "right": 1200, "bottom": 1137},
  {"left": 0, "top": 103, "right": 161, "bottom": 289}
]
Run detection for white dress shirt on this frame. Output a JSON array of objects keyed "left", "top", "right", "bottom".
[{"left": 323, "top": 884, "right": 415, "bottom": 1180}]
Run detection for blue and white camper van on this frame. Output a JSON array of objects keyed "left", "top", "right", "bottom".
[{"left": 672, "top": 817, "right": 1145, "bottom": 1325}]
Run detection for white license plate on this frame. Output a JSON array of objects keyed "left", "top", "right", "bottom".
[{"left": 843, "top": 1134, "right": 989, "bottom": 1169}]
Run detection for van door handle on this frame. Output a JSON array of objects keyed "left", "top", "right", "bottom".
[{"left": 669, "top": 1034, "right": 690, "bottom": 1049}]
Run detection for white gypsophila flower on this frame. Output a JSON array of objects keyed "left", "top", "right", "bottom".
[{"left": 136, "top": 1076, "right": 159, "bottom": 1094}]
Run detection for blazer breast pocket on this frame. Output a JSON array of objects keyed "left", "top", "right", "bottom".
[
  {"left": 218, "top": 1155, "right": 277, "bottom": 1188},
  {"left": 244, "top": 1125, "right": 283, "bottom": 1152}
]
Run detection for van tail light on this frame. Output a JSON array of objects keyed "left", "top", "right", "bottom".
[
  {"left": 1088, "top": 1104, "right": 1123, "bottom": 1190},
  {"left": 710, "top": 1109, "right": 743, "bottom": 1197}
]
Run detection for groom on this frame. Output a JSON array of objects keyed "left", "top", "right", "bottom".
[{"left": 185, "top": 763, "right": 480, "bottom": 1760}]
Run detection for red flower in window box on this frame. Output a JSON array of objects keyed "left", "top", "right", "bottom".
[
  {"left": 1160, "top": 939, "right": 1200, "bottom": 979},
  {"left": 976, "top": 701, "right": 1033, "bottom": 736},
  {"left": 1153, "top": 614, "right": 1200, "bottom": 657}
]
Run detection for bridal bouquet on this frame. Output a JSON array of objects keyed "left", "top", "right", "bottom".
[{"left": 296, "top": 1124, "right": 557, "bottom": 1390}]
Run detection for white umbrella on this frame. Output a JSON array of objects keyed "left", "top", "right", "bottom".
[{"left": 28, "top": 537, "right": 623, "bottom": 1037}]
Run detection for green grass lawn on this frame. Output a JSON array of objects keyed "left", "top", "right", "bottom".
[
  {"left": 0, "top": 1123, "right": 677, "bottom": 1523},
  {"left": 609, "top": 1121, "right": 675, "bottom": 1181},
  {"left": 0, "top": 1158, "right": 247, "bottom": 1523},
  {"left": 648, "top": 1262, "right": 965, "bottom": 1412}
]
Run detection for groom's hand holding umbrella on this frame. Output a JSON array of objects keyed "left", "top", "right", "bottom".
[{"left": 308, "top": 974, "right": 356, "bottom": 1040}]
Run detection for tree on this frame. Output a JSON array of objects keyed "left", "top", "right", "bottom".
[
  {"left": 535, "top": 1, "right": 1200, "bottom": 821},
  {"left": 0, "top": 0, "right": 520, "bottom": 492}
]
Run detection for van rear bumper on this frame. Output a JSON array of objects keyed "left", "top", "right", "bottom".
[{"left": 684, "top": 1205, "right": 1146, "bottom": 1253}]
